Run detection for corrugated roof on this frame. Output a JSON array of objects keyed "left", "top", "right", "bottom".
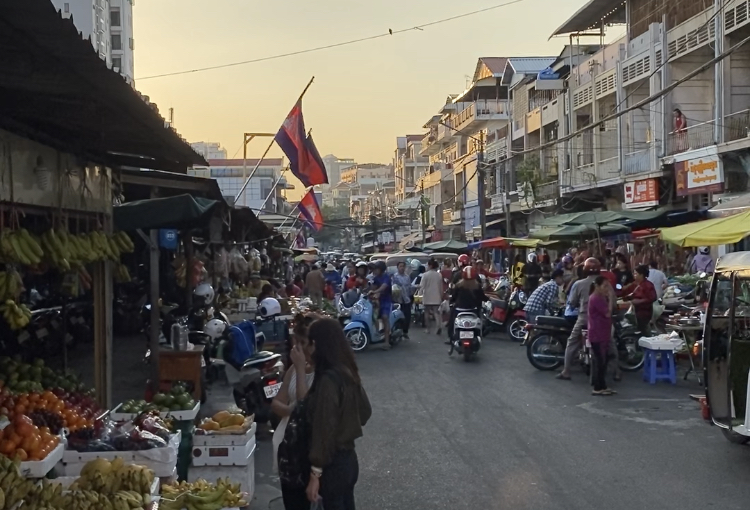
[
  {"left": 206, "top": 159, "right": 284, "bottom": 167},
  {"left": 550, "top": 0, "right": 626, "bottom": 38},
  {"left": 477, "top": 57, "right": 508, "bottom": 77},
  {"left": 506, "top": 57, "right": 557, "bottom": 74}
]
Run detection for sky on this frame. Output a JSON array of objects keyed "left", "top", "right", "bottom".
[{"left": 133, "top": 0, "right": 614, "bottom": 199}]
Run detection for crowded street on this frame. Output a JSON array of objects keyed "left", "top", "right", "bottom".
[{"left": 240, "top": 330, "right": 750, "bottom": 510}]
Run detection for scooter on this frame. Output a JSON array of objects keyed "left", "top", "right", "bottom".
[
  {"left": 337, "top": 289, "right": 360, "bottom": 328},
  {"left": 482, "top": 286, "right": 527, "bottom": 341},
  {"left": 343, "top": 293, "right": 406, "bottom": 351},
  {"left": 450, "top": 309, "right": 482, "bottom": 361},
  {"left": 222, "top": 321, "right": 284, "bottom": 425}
]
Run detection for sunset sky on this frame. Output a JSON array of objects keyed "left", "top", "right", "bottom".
[{"left": 133, "top": 0, "right": 623, "bottom": 199}]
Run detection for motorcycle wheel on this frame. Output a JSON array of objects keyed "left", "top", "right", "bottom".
[
  {"left": 346, "top": 329, "right": 368, "bottom": 351},
  {"left": 391, "top": 320, "right": 404, "bottom": 345},
  {"left": 527, "top": 334, "right": 564, "bottom": 371},
  {"left": 508, "top": 319, "right": 527, "bottom": 341},
  {"left": 618, "top": 334, "right": 645, "bottom": 372},
  {"left": 463, "top": 349, "right": 472, "bottom": 362}
]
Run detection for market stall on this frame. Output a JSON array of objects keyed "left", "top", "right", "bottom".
[{"left": 659, "top": 209, "right": 750, "bottom": 247}]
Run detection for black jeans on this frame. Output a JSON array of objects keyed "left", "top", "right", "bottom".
[
  {"left": 400, "top": 302, "right": 412, "bottom": 334},
  {"left": 590, "top": 342, "right": 609, "bottom": 391},
  {"left": 281, "top": 450, "right": 359, "bottom": 510}
]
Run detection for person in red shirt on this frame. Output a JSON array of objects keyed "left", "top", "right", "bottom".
[
  {"left": 475, "top": 259, "right": 501, "bottom": 279},
  {"left": 346, "top": 262, "right": 368, "bottom": 290},
  {"left": 622, "top": 264, "right": 658, "bottom": 333}
]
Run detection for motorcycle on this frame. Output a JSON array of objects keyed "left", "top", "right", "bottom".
[
  {"left": 523, "top": 311, "right": 644, "bottom": 372},
  {"left": 450, "top": 309, "right": 482, "bottom": 361},
  {"left": 343, "top": 292, "right": 406, "bottom": 351},
  {"left": 221, "top": 321, "right": 285, "bottom": 425},
  {"left": 337, "top": 289, "right": 360, "bottom": 327},
  {"left": 482, "top": 286, "right": 527, "bottom": 341}
]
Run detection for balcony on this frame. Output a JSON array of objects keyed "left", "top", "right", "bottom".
[
  {"left": 667, "top": 109, "right": 750, "bottom": 156},
  {"left": 420, "top": 131, "right": 440, "bottom": 156},
  {"left": 623, "top": 145, "right": 652, "bottom": 176},
  {"left": 451, "top": 100, "right": 508, "bottom": 135},
  {"left": 436, "top": 122, "right": 455, "bottom": 143}
]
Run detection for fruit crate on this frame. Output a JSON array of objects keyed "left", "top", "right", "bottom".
[
  {"left": 61, "top": 431, "right": 181, "bottom": 477},
  {"left": 110, "top": 401, "right": 200, "bottom": 422},
  {"left": 191, "top": 440, "right": 255, "bottom": 468},
  {"left": 193, "top": 422, "right": 255, "bottom": 447},
  {"left": 19, "top": 441, "right": 64, "bottom": 478},
  {"left": 187, "top": 460, "right": 255, "bottom": 507}
]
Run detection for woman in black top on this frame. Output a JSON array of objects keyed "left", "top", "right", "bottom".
[
  {"left": 612, "top": 253, "right": 634, "bottom": 293},
  {"left": 304, "top": 318, "right": 372, "bottom": 510}
]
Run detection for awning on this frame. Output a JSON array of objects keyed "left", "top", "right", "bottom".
[
  {"left": 468, "top": 237, "right": 543, "bottom": 250},
  {"left": 0, "top": 0, "right": 206, "bottom": 171},
  {"left": 660, "top": 210, "right": 750, "bottom": 247},
  {"left": 537, "top": 210, "right": 665, "bottom": 228},
  {"left": 530, "top": 223, "right": 630, "bottom": 241},
  {"left": 422, "top": 240, "right": 469, "bottom": 253},
  {"left": 709, "top": 193, "right": 750, "bottom": 218},
  {"left": 395, "top": 197, "right": 422, "bottom": 211},
  {"left": 550, "top": 0, "right": 626, "bottom": 38},
  {"left": 113, "top": 194, "right": 220, "bottom": 231}
]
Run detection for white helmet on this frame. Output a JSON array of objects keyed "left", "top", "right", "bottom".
[
  {"left": 699, "top": 246, "right": 710, "bottom": 255},
  {"left": 356, "top": 261, "right": 368, "bottom": 268},
  {"left": 527, "top": 252, "right": 538, "bottom": 263},
  {"left": 194, "top": 283, "right": 215, "bottom": 305},
  {"left": 410, "top": 259, "right": 421, "bottom": 271},
  {"left": 259, "top": 297, "right": 281, "bottom": 318},
  {"left": 204, "top": 318, "right": 226, "bottom": 340}
]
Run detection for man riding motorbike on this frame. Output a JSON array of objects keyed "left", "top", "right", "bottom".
[{"left": 448, "top": 266, "right": 488, "bottom": 343}]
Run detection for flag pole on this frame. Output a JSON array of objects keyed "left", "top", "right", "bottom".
[
  {"left": 234, "top": 76, "right": 315, "bottom": 205},
  {"left": 258, "top": 166, "right": 290, "bottom": 212},
  {"left": 278, "top": 203, "right": 300, "bottom": 229}
]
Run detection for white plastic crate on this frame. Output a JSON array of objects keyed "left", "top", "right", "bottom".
[
  {"left": 193, "top": 422, "right": 256, "bottom": 447},
  {"left": 109, "top": 402, "right": 200, "bottom": 422},
  {"left": 191, "top": 438, "right": 255, "bottom": 467},
  {"left": 187, "top": 447, "right": 255, "bottom": 504},
  {"left": 19, "top": 441, "right": 64, "bottom": 478}
]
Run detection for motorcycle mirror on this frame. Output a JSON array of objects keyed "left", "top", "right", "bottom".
[
  {"left": 699, "top": 272, "right": 707, "bottom": 278},
  {"left": 616, "top": 284, "right": 623, "bottom": 290}
]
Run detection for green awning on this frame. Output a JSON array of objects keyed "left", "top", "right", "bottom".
[
  {"left": 537, "top": 210, "right": 666, "bottom": 227},
  {"left": 114, "top": 194, "right": 220, "bottom": 231},
  {"left": 422, "top": 240, "right": 469, "bottom": 253},
  {"left": 529, "top": 223, "right": 630, "bottom": 241}
]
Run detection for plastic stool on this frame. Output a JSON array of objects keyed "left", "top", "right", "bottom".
[{"left": 642, "top": 347, "right": 677, "bottom": 384}]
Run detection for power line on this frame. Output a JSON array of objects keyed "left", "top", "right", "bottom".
[{"left": 137, "top": 0, "right": 527, "bottom": 81}]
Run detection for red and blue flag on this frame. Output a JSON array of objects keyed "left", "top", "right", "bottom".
[
  {"left": 298, "top": 189, "right": 324, "bottom": 231},
  {"left": 275, "top": 102, "right": 329, "bottom": 187}
]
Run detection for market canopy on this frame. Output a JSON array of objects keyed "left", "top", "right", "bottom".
[
  {"left": 660, "top": 210, "right": 750, "bottom": 247},
  {"left": 537, "top": 210, "right": 665, "bottom": 228},
  {"left": 113, "top": 194, "right": 220, "bottom": 231},
  {"left": 0, "top": 0, "right": 207, "bottom": 171},
  {"left": 422, "top": 240, "right": 469, "bottom": 253},
  {"left": 468, "top": 237, "right": 543, "bottom": 250},
  {"left": 529, "top": 223, "right": 630, "bottom": 241}
]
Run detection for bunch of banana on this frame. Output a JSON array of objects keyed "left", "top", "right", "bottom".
[
  {"left": 112, "top": 231, "right": 135, "bottom": 254},
  {"left": 72, "top": 457, "right": 155, "bottom": 496},
  {"left": 0, "top": 299, "right": 31, "bottom": 331},
  {"left": 15, "top": 478, "right": 63, "bottom": 510},
  {"left": 160, "top": 477, "right": 247, "bottom": 510},
  {"left": 40, "top": 228, "right": 71, "bottom": 272},
  {"left": 0, "top": 271, "right": 24, "bottom": 302},
  {"left": 113, "top": 263, "right": 132, "bottom": 284},
  {"left": 0, "top": 229, "right": 43, "bottom": 266}
]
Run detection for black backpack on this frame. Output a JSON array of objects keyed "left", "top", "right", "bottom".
[{"left": 277, "top": 370, "right": 344, "bottom": 488}]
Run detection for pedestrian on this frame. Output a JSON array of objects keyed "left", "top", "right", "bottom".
[
  {"left": 305, "top": 264, "right": 325, "bottom": 308},
  {"left": 523, "top": 269, "right": 564, "bottom": 325},
  {"left": 370, "top": 261, "right": 392, "bottom": 350},
  {"left": 622, "top": 264, "right": 658, "bottom": 334},
  {"left": 647, "top": 260, "right": 668, "bottom": 300},
  {"left": 588, "top": 276, "right": 615, "bottom": 396},
  {"left": 540, "top": 253, "right": 552, "bottom": 281},
  {"left": 690, "top": 246, "right": 715, "bottom": 274},
  {"left": 273, "top": 314, "right": 316, "bottom": 478},
  {"left": 557, "top": 258, "right": 600, "bottom": 380},
  {"left": 419, "top": 258, "right": 443, "bottom": 335},
  {"left": 305, "top": 318, "right": 371, "bottom": 509},
  {"left": 612, "top": 253, "right": 634, "bottom": 292},
  {"left": 392, "top": 261, "right": 413, "bottom": 340}
]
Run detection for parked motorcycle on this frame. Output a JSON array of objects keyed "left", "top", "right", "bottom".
[
  {"left": 524, "top": 311, "right": 644, "bottom": 372},
  {"left": 482, "top": 286, "right": 527, "bottom": 340},
  {"left": 450, "top": 309, "right": 482, "bottom": 361},
  {"left": 343, "top": 292, "right": 406, "bottom": 351}
]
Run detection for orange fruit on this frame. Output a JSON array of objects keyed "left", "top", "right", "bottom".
[
  {"left": 13, "top": 448, "right": 28, "bottom": 461},
  {"left": 0, "top": 440, "right": 14, "bottom": 456},
  {"left": 29, "top": 393, "right": 40, "bottom": 403},
  {"left": 8, "top": 432, "right": 22, "bottom": 449},
  {"left": 14, "top": 405, "right": 25, "bottom": 416}
]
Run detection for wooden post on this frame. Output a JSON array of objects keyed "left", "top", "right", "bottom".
[{"left": 149, "top": 186, "right": 161, "bottom": 393}]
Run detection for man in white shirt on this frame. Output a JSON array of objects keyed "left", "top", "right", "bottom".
[{"left": 647, "top": 260, "right": 668, "bottom": 300}]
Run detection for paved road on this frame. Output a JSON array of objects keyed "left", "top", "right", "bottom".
[{"left": 248, "top": 329, "right": 750, "bottom": 510}]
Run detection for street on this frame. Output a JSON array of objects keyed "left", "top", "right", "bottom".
[{"left": 249, "top": 330, "right": 750, "bottom": 510}]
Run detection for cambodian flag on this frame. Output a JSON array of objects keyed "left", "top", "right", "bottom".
[
  {"left": 298, "top": 189, "right": 324, "bottom": 231},
  {"left": 275, "top": 102, "right": 329, "bottom": 187}
]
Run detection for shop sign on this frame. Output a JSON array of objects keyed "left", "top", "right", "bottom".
[
  {"left": 159, "top": 229, "right": 178, "bottom": 250},
  {"left": 623, "top": 179, "right": 659, "bottom": 209},
  {"left": 675, "top": 155, "right": 724, "bottom": 196}
]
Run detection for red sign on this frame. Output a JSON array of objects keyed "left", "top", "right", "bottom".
[{"left": 623, "top": 179, "right": 659, "bottom": 209}]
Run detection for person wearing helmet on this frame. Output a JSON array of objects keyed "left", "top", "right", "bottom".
[
  {"left": 523, "top": 252, "right": 542, "bottom": 294},
  {"left": 370, "top": 261, "right": 392, "bottom": 349},
  {"left": 346, "top": 261, "right": 368, "bottom": 290},
  {"left": 451, "top": 254, "right": 472, "bottom": 285},
  {"left": 448, "top": 265, "right": 488, "bottom": 341},
  {"left": 558, "top": 257, "right": 606, "bottom": 380},
  {"left": 690, "top": 246, "right": 715, "bottom": 274},
  {"left": 559, "top": 255, "right": 576, "bottom": 286}
]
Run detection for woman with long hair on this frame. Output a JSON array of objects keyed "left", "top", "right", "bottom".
[{"left": 305, "top": 318, "right": 371, "bottom": 509}]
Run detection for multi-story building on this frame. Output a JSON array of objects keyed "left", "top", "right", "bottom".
[
  {"left": 393, "top": 136, "right": 429, "bottom": 203},
  {"left": 191, "top": 142, "right": 229, "bottom": 161},
  {"left": 341, "top": 163, "right": 393, "bottom": 184},
  {"left": 321, "top": 155, "right": 355, "bottom": 206},
  {"left": 51, "top": 0, "right": 135, "bottom": 84},
  {"left": 188, "top": 158, "right": 288, "bottom": 213}
]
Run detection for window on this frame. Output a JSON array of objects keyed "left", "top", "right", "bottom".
[
  {"left": 112, "top": 57, "right": 122, "bottom": 71},
  {"left": 111, "top": 34, "right": 122, "bottom": 50},
  {"left": 64, "top": 3, "right": 70, "bottom": 13},
  {"left": 129, "top": 38, "right": 135, "bottom": 50},
  {"left": 110, "top": 9, "right": 121, "bottom": 26}
]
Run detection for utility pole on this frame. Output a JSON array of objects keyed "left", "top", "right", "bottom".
[{"left": 477, "top": 130, "right": 486, "bottom": 241}]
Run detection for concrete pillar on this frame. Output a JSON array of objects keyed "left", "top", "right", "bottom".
[
  {"left": 714, "top": 0, "right": 726, "bottom": 143},
  {"left": 648, "top": 22, "right": 663, "bottom": 171}
]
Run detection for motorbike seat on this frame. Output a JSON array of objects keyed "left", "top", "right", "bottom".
[
  {"left": 535, "top": 316, "right": 573, "bottom": 329},
  {"left": 241, "top": 351, "right": 281, "bottom": 369}
]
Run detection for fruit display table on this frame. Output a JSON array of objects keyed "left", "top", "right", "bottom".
[{"left": 158, "top": 346, "right": 205, "bottom": 401}]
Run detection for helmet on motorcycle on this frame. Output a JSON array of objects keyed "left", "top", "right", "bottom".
[
  {"left": 527, "top": 252, "right": 538, "bottom": 263},
  {"left": 259, "top": 297, "right": 281, "bottom": 318},
  {"left": 458, "top": 254, "right": 470, "bottom": 267},
  {"left": 204, "top": 318, "right": 226, "bottom": 340},
  {"left": 583, "top": 257, "right": 601, "bottom": 274},
  {"left": 699, "top": 246, "right": 710, "bottom": 255},
  {"left": 193, "top": 283, "right": 215, "bottom": 306},
  {"left": 410, "top": 259, "right": 421, "bottom": 271},
  {"left": 462, "top": 266, "right": 475, "bottom": 279}
]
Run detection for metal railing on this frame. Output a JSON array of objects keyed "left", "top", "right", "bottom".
[
  {"left": 666, "top": 120, "right": 715, "bottom": 155},
  {"left": 623, "top": 146, "right": 651, "bottom": 175},
  {"left": 724, "top": 109, "right": 750, "bottom": 143}
]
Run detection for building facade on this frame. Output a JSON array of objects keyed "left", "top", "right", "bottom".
[
  {"left": 321, "top": 155, "right": 355, "bottom": 206},
  {"left": 393, "top": 135, "right": 429, "bottom": 203},
  {"left": 191, "top": 142, "right": 228, "bottom": 161},
  {"left": 51, "top": 0, "right": 135, "bottom": 84}
]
